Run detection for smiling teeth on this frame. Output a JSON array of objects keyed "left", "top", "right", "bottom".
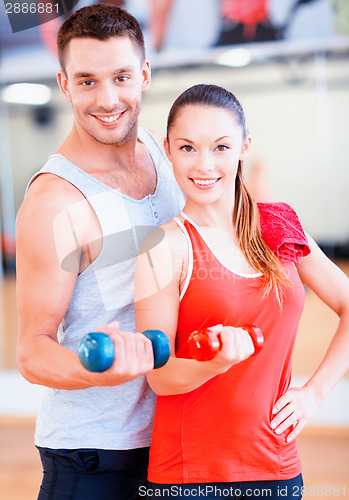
[
  {"left": 193, "top": 179, "right": 218, "bottom": 185},
  {"left": 97, "top": 114, "right": 121, "bottom": 123}
]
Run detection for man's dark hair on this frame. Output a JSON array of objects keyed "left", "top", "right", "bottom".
[{"left": 57, "top": 4, "right": 146, "bottom": 72}]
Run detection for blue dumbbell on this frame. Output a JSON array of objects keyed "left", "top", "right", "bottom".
[{"left": 78, "top": 330, "right": 170, "bottom": 372}]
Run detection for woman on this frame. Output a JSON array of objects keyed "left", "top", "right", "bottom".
[{"left": 134, "top": 84, "right": 349, "bottom": 499}]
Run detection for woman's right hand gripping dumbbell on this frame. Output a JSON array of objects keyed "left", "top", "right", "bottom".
[{"left": 178, "top": 324, "right": 263, "bottom": 374}]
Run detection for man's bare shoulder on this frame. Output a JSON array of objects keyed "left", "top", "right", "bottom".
[
  {"left": 16, "top": 173, "right": 97, "bottom": 247},
  {"left": 26, "top": 173, "right": 84, "bottom": 206},
  {"left": 18, "top": 174, "right": 90, "bottom": 222}
]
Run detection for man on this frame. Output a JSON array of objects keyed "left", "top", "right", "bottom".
[{"left": 16, "top": 4, "right": 184, "bottom": 499}]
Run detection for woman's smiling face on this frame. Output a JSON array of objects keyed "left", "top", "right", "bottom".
[{"left": 165, "top": 104, "right": 251, "bottom": 208}]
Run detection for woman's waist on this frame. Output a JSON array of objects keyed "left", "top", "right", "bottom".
[{"left": 154, "top": 378, "right": 276, "bottom": 432}]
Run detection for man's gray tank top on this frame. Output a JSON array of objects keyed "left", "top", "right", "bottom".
[{"left": 28, "top": 128, "right": 185, "bottom": 450}]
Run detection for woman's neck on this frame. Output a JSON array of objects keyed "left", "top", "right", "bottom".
[{"left": 182, "top": 200, "right": 235, "bottom": 232}]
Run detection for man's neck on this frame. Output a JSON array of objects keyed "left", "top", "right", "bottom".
[
  {"left": 56, "top": 125, "right": 157, "bottom": 199},
  {"left": 57, "top": 124, "right": 139, "bottom": 174}
]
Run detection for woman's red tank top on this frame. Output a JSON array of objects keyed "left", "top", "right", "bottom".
[{"left": 148, "top": 203, "right": 309, "bottom": 484}]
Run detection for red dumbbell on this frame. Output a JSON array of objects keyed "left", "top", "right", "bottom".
[{"left": 186, "top": 325, "right": 264, "bottom": 361}]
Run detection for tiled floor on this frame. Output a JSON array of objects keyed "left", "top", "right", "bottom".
[{"left": 0, "top": 419, "right": 348, "bottom": 500}]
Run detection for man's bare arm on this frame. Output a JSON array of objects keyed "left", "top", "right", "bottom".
[{"left": 16, "top": 174, "right": 153, "bottom": 390}]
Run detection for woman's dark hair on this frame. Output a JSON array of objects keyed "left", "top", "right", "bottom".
[
  {"left": 57, "top": 4, "right": 145, "bottom": 72},
  {"left": 167, "top": 84, "right": 289, "bottom": 302},
  {"left": 167, "top": 83, "right": 247, "bottom": 140}
]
